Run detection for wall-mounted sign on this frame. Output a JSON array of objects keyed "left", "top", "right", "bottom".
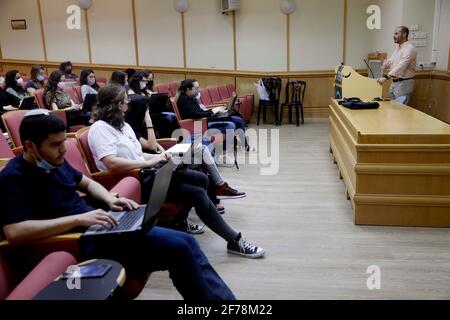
[{"left": 11, "top": 19, "right": 27, "bottom": 30}]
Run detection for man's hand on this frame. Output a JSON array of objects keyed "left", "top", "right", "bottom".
[
  {"left": 377, "top": 77, "right": 387, "bottom": 85},
  {"left": 76, "top": 209, "right": 118, "bottom": 228},
  {"left": 109, "top": 197, "right": 140, "bottom": 212}
]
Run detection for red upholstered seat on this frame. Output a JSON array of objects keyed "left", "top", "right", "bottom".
[{"left": 1, "top": 251, "right": 77, "bottom": 300}]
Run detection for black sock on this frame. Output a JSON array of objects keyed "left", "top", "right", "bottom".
[{"left": 234, "top": 233, "right": 242, "bottom": 242}]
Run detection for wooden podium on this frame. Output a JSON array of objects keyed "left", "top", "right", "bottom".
[
  {"left": 330, "top": 66, "right": 450, "bottom": 228},
  {"left": 334, "top": 65, "right": 382, "bottom": 101}
]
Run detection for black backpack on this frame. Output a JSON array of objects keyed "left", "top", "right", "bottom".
[{"left": 338, "top": 98, "right": 380, "bottom": 110}]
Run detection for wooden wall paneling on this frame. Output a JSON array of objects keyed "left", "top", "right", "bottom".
[
  {"left": 153, "top": 73, "right": 186, "bottom": 86},
  {"left": 430, "top": 78, "right": 450, "bottom": 124},
  {"left": 186, "top": 74, "right": 235, "bottom": 89}
]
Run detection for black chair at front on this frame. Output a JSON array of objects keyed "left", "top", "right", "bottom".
[
  {"left": 280, "top": 80, "right": 306, "bottom": 126},
  {"left": 257, "top": 77, "right": 282, "bottom": 126}
]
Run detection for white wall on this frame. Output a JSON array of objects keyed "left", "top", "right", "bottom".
[
  {"left": 436, "top": 0, "right": 450, "bottom": 71},
  {"left": 402, "top": 0, "right": 436, "bottom": 64},
  {"left": 185, "top": 0, "right": 234, "bottom": 70},
  {"left": 40, "top": 0, "right": 89, "bottom": 63},
  {"left": 0, "top": 0, "right": 445, "bottom": 73},
  {"left": 291, "top": 0, "right": 344, "bottom": 71},
  {"left": 0, "top": 0, "right": 45, "bottom": 60},
  {"left": 346, "top": 0, "right": 374, "bottom": 69},
  {"left": 235, "top": 0, "right": 286, "bottom": 71},
  {"left": 135, "top": 0, "right": 184, "bottom": 68},
  {"left": 87, "top": 0, "right": 136, "bottom": 65},
  {"left": 371, "top": 0, "right": 404, "bottom": 54}
]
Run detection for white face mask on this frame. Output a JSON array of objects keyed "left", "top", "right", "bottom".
[
  {"left": 140, "top": 81, "right": 147, "bottom": 90},
  {"left": 16, "top": 78, "right": 24, "bottom": 86}
]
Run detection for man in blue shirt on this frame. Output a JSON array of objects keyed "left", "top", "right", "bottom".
[{"left": 0, "top": 109, "right": 235, "bottom": 300}]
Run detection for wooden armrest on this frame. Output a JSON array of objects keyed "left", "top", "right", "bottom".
[
  {"left": 12, "top": 146, "right": 24, "bottom": 156},
  {"left": 67, "top": 133, "right": 77, "bottom": 138},
  {"left": 0, "top": 158, "right": 10, "bottom": 168},
  {"left": 179, "top": 118, "right": 208, "bottom": 124},
  {"left": 0, "top": 233, "right": 82, "bottom": 249},
  {"left": 90, "top": 169, "right": 141, "bottom": 178},
  {"left": 156, "top": 138, "right": 177, "bottom": 143}
]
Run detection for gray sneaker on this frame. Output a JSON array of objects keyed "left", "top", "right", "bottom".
[{"left": 227, "top": 234, "right": 265, "bottom": 258}]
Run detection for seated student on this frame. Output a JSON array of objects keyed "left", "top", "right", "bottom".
[
  {"left": 143, "top": 69, "right": 156, "bottom": 93},
  {"left": 4, "top": 70, "right": 37, "bottom": 110},
  {"left": 128, "top": 72, "right": 179, "bottom": 138},
  {"left": 110, "top": 70, "right": 128, "bottom": 89},
  {"left": 0, "top": 109, "right": 236, "bottom": 301},
  {"left": 125, "top": 95, "right": 246, "bottom": 201},
  {"left": 0, "top": 86, "right": 18, "bottom": 113},
  {"left": 59, "top": 61, "right": 78, "bottom": 81},
  {"left": 177, "top": 79, "right": 247, "bottom": 138},
  {"left": 88, "top": 84, "right": 265, "bottom": 258},
  {"left": 125, "top": 68, "right": 136, "bottom": 82},
  {"left": 44, "top": 71, "right": 91, "bottom": 127},
  {"left": 80, "top": 69, "right": 99, "bottom": 101},
  {"left": 0, "top": 87, "right": 17, "bottom": 131},
  {"left": 26, "top": 65, "right": 46, "bottom": 96}
]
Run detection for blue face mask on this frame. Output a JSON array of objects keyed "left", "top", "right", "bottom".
[
  {"left": 36, "top": 159, "right": 57, "bottom": 171},
  {"left": 37, "top": 75, "right": 45, "bottom": 81},
  {"left": 33, "top": 149, "right": 57, "bottom": 171}
]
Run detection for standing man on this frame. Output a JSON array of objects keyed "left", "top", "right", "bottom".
[{"left": 377, "top": 26, "right": 417, "bottom": 105}]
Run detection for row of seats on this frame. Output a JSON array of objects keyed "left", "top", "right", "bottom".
[{"left": 154, "top": 82, "right": 254, "bottom": 123}]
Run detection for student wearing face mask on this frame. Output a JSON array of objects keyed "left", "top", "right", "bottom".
[
  {"left": 44, "top": 71, "right": 90, "bottom": 127},
  {"left": 80, "top": 69, "right": 100, "bottom": 101},
  {"left": 128, "top": 72, "right": 179, "bottom": 138},
  {"left": 59, "top": 61, "right": 78, "bottom": 81},
  {"left": 26, "top": 65, "right": 46, "bottom": 96},
  {"left": 110, "top": 71, "right": 128, "bottom": 89},
  {"left": 4, "top": 70, "right": 37, "bottom": 110},
  {"left": 5, "top": 70, "right": 30, "bottom": 100}
]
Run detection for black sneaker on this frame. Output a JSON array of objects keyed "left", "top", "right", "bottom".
[{"left": 227, "top": 234, "right": 265, "bottom": 258}]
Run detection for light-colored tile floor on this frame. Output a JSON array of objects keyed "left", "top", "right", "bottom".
[{"left": 138, "top": 120, "right": 450, "bottom": 300}]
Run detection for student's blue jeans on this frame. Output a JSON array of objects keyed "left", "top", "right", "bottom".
[
  {"left": 208, "top": 116, "right": 245, "bottom": 134},
  {"left": 82, "top": 227, "right": 236, "bottom": 301}
]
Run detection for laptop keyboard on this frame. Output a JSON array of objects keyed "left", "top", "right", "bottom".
[{"left": 103, "top": 207, "right": 145, "bottom": 232}]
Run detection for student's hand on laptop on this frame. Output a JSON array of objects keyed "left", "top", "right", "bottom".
[
  {"left": 160, "top": 151, "right": 172, "bottom": 162},
  {"left": 213, "top": 106, "right": 227, "bottom": 114},
  {"left": 109, "top": 197, "right": 140, "bottom": 212},
  {"left": 77, "top": 209, "right": 118, "bottom": 228}
]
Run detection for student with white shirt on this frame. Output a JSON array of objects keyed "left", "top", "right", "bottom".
[
  {"left": 88, "top": 84, "right": 265, "bottom": 258},
  {"left": 376, "top": 26, "right": 417, "bottom": 105}
]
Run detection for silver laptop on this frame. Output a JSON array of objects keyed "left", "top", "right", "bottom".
[
  {"left": 169, "top": 137, "right": 203, "bottom": 171},
  {"left": 82, "top": 162, "right": 174, "bottom": 237}
]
